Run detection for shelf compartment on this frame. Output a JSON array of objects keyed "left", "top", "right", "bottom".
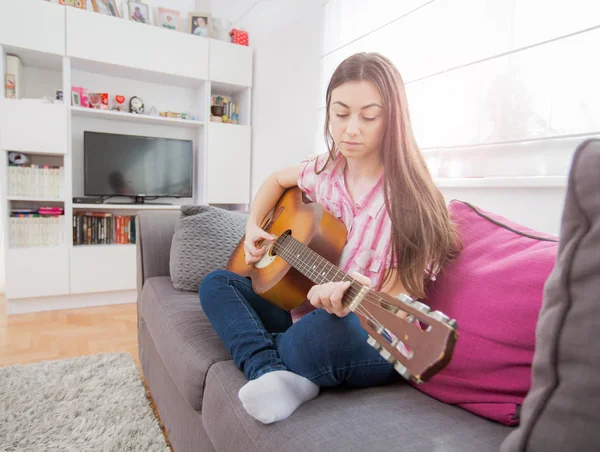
[
  {"left": 70, "top": 245, "right": 136, "bottom": 294},
  {"left": 66, "top": 7, "right": 208, "bottom": 87},
  {"left": 73, "top": 203, "right": 182, "bottom": 210},
  {"left": 1, "top": 99, "right": 67, "bottom": 154},
  {"left": 6, "top": 247, "right": 70, "bottom": 299},
  {"left": 71, "top": 106, "right": 204, "bottom": 128},
  {"left": 0, "top": 0, "right": 65, "bottom": 57}
]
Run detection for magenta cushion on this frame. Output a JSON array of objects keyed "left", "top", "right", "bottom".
[{"left": 417, "top": 200, "right": 558, "bottom": 426}]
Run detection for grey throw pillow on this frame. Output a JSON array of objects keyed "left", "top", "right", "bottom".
[
  {"left": 170, "top": 205, "right": 247, "bottom": 292},
  {"left": 501, "top": 139, "right": 600, "bottom": 451}
]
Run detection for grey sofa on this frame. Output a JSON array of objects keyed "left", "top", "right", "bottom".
[
  {"left": 136, "top": 227, "right": 513, "bottom": 452},
  {"left": 136, "top": 139, "right": 600, "bottom": 452}
]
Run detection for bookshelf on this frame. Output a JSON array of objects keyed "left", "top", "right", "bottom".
[{"left": 0, "top": 0, "right": 253, "bottom": 314}]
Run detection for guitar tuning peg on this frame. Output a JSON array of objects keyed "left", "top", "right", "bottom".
[
  {"left": 397, "top": 293, "right": 414, "bottom": 304},
  {"left": 411, "top": 301, "right": 431, "bottom": 314},
  {"left": 378, "top": 348, "right": 396, "bottom": 364},
  {"left": 393, "top": 361, "right": 412, "bottom": 381},
  {"left": 431, "top": 310, "right": 450, "bottom": 323},
  {"left": 367, "top": 335, "right": 382, "bottom": 351}
]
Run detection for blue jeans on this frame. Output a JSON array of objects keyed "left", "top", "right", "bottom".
[{"left": 199, "top": 270, "right": 402, "bottom": 387}]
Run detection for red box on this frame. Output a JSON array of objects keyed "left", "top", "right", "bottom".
[{"left": 230, "top": 29, "right": 249, "bottom": 46}]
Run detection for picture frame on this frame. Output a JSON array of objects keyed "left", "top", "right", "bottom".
[
  {"left": 128, "top": 1, "right": 151, "bottom": 24},
  {"left": 157, "top": 7, "right": 181, "bottom": 31},
  {"left": 189, "top": 12, "right": 212, "bottom": 38},
  {"left": 71, "top": 91, "right": 81, "bottom": 107},
  {"left": 58, "top": 0, "right": 86, "bottom": 9},
  {"left": 91, "top": 0, "right": 120, "bottom": 17}
]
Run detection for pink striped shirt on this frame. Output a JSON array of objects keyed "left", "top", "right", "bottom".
[{"left": 291, "top": 152, "right": 393, "bottom": 322}]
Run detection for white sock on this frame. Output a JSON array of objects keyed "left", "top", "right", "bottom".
[{"left": 238, "top": 370, "right": 320, "bottom": 424}]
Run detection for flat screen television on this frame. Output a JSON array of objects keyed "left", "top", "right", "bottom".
[{"left": 84, "top": 131, "right": 193, "bottom": 202}]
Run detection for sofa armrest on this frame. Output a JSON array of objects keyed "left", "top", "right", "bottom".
[{"left": 136, "top": 210, "right": 180, "bottom": 301}]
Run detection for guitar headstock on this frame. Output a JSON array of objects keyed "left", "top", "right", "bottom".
[{"left": 352, "top": 291, "right": 458, "bottom": 384}]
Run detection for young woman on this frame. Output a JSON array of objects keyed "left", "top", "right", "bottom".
[{"left": 199, "top": 52, "right": 460, "bottom": 424}]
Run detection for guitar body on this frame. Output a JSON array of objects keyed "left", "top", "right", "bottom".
[{"left": 226, "top": 187, "right": 347, "bottom": 310}]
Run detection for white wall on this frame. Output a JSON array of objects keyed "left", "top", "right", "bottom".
[
  {"left": 320, "top": 0, "right": 600, "bottom": 235},
  {"left": 212, "top": 0, "right": 322, "bottom": 198}
]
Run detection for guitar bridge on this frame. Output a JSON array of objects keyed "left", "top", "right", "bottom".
[{"left": 347, "top": 285, "right": 369, "bottom": 312}]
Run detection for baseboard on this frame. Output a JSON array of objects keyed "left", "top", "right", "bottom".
[{"left": 6, "top": 290, "right": 137, "bottom": 315}]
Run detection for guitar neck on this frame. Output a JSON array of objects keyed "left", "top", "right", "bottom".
[{"left": 275, "top": 234, "right": 363, "bottom": 301}]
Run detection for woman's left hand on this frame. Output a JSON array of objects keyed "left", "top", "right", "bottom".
[{"left": 307, "top": 272, "right": 371, "bottom": 317}]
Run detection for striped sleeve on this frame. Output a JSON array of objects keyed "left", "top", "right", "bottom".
[{"left": 297, "top": 154, "right": 325, "bottom": 202}]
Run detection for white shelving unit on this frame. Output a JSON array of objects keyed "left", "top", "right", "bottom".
[
  {"left": 71, "top": 106, "right": 205, "bottom": 128},
  {"left": 0, "top": 0, "right": 253, "bottom": 314},
  {"left": 73, "top": 203, "right": 182, "bottom": 210}
]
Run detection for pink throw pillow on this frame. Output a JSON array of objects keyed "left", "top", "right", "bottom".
[{"left": 416, "top": 200, "right": 558, "bottom": 426}]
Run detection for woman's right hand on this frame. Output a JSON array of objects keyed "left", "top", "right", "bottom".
[{"left": 244, "top": 223, "right": 276, "bottom": 265}]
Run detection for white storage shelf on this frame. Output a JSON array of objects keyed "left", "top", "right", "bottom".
[
  {"left": 73, "top": 203, "right": 182, "bottom": 210},
  {"left": 71, "top": 106, "right": 204, "bottom": 128},
  {"left": 8, "top": 196, "right": 65, "bottom": 202},
  {"left": 209, "top": 39, "right": 253, "bottom": 87},
  {"left": 0, "top": 0, "right": 65, "bottom": 56},
  {"left": 70, "top": 245, "right": 136, "bottom": 294},
  {"left": 66, "top": 7, "right": 209, "bottom": 85},
  {"left": 207, "top": 122, "right": 251, "bottom": 204},
  {"left": 1, "top": 99, "right": 68, "bottom": 154},
  {"left": 6, "top": 247, "right": 70, "bottom": 299}
]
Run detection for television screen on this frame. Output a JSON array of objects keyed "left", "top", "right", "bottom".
[{"left": 84, "top": 131, "right": 193, "bottom": 198}]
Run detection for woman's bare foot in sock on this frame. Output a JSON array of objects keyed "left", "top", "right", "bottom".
[{"left": 238, "top": 370, "right": 319, "bottom": 424}]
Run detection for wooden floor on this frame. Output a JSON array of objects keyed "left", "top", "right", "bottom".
[
  {"left": 0, "top": 295, "right": 172, "bottom": 450},
  {"left": 0, "top": 296, "right": 139, "bottom": 368}
]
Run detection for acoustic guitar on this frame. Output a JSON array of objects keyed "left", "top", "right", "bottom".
[{"left": 226, "top": 187, "right": 458, "bottom": 383}]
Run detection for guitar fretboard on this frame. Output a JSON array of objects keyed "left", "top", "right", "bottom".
[{"left": 274, "top": 234, "right": 364, "bottom": 304}]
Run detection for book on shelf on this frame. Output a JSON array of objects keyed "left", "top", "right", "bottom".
[
  {"left": 73, "top": 212, "right": 136, "bottom": 245},
  {"left": 8, "top": 164, "right": 63, "bottom": 198},
  {"left": 9, "top": 212, "right": 65, "bottom": 248}
]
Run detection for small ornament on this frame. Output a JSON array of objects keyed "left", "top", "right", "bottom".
[
  {"left": 89, "top": 92, "right": 108, "bottom": 110},
  {"left": 129, "top": 96, "right": 144, "bottom": 115},
  {"left": 115, "top": 94, "right": 126, "bottom": 111},
  {"left": 148, "top": 105, "right": 158, "bottom": 116},
  {"left": 129, "top": 96, "right": 144, "bottom": 114}
]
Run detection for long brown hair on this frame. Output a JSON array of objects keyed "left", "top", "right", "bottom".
[{"left": 320, "top": 52, "right": 460, "bottom": 299}]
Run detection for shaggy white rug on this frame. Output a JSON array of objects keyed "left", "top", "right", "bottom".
[{"left": 0, "top": 353, "right": 169, "bottom": 452}]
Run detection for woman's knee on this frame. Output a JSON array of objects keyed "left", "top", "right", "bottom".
[
  {"left": 279, "top": 310, "right": 367, "bottom": 372},
  {"left": 198, "top": 270, "right": 233, "bottom": 310}
]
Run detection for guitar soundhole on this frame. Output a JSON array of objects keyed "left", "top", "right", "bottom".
[{"left": 270, "top": 230, "right": 292, "bottom": 257}]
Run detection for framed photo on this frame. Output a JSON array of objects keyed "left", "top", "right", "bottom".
[
  {"left": 189, "top": 12, "right": 212, "bottom": 38},
  {"left": 71, "top": 91, "right": 81, "bottom": 106},
  {"left": 157, "top": 7, "right": 181, "bottom": 31},
  {"left": 128, "top": 1, "right": 150, "bottom": 24},
  {"left": 91, "top": 0, "right": 120, "bottom": 17}
]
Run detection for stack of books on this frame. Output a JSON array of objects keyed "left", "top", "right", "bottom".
[
  {"left": 73, "top": 211, "right": 136, "bottom": 245},
  {"left": 9, "top": 207, "right": 65, "bottom": 248},
  {"left": 8, "top": 164, "right": 63, "bottom": 198}
]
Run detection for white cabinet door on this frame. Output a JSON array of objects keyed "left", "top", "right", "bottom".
[
  {"left": 207, "top": 123, "right": 251, "bottom": 204},
  {"left": 70, "top": 245, "right": 137, "bottom": 294},
  {"left": 1, "top": 99, "right": 67, "bottom": 155},
  {"left": 209, "top": 40, "right": 253, "bottom": 87},
  {"left": 6, "top": 247, "right": 70, "bottom": 299},
  {"left": 0, "top": 0, "right": 65, "bottom": 55},
  {"left": 66, "top": 7, "right": 208, "bottom": 81}
]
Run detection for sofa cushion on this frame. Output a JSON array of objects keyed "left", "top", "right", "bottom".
[
  {"left": 169, "top": 205, "right": 247, "bottom": 292},
  {"left": 139, "top": 276, "right": 231, "bottom": 411},
  {"left": 418, "top": 200, "right": 558, "bottom": 425},
  {"left": 501, "top": 139, "right": 600, "bottom": 451},
  {"left": 202, "top": 360, "right": 512, "bottom": 452}
]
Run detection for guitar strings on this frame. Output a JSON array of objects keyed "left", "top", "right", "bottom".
[
  {"left": 271, "top": 237, "right": 408, "bottom": 332},
  {"left": 272, "top": 236, "right": 406, "bottom": 314}
]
